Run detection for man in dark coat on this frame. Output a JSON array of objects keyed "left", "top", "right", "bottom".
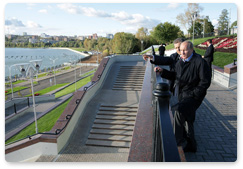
[
  {"left": 202, "top": 39, "right": 214, "bottom": 76},
  {"left": 158, "top": 43, "right": 166, "bottom": 57},
  {"left": 154, "top": 41, "right": 211, "bottom": 152}
]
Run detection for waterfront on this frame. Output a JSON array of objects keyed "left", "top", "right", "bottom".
[{"left": 5, "top": 48, "right": 87, "bottom": 78}]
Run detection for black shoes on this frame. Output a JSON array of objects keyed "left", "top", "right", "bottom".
[
  {"left": 183, "top": 144, "right": 197, "bottom": 152},
  {"left": 183, "top": 139, "right": 197, "bottom": 153}
]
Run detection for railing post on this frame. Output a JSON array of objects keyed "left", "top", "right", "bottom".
[
  {"left": 13, "top": 103, "right": 17, "bottom": 114},
  {"left": 153, "top": 82, "right": 181, "bottom": 162}
]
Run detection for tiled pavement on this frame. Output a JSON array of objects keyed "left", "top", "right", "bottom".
[{"left": 185, "top": 81, "right": 237, "bottom": 162}]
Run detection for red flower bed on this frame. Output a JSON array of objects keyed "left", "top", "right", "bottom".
[
  {"left": 34, "top": 93, "right": 40, "bottom": 96},
  {"left": 196, "top": 36, "right": 237, "bottom": 53}
]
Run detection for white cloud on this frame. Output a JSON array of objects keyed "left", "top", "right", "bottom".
[
  {"left": 26, "top": 21, "right": 42, "bottom": 28},
  {"left": 167, "top": 3, "right": 180, "bottom": 9},
  {"left": 57, "top": 3, "right": 80, "bottom": 14},
  {"left": 5, "top": 18, "right": 25, "bottom": 27},
  {"left": 39, "top": 9, "right": 48, "bottom": 14},
  {"left": 57, "top": 3, "right": 160, "bottom": 30}
]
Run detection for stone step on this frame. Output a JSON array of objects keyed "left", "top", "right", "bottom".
[
  {"left": 100, "top": 104, "right": 138, "bottom": 109},
  {"left": 88, "top": 134, "right": 132, "bottom": 142},
  {"left": 112, "top": 87, "right": 142, "bottom": 91},
  {"left": 117, "top": 73, "right": 145, "bottom": 76},
  {"left": 113, "top": 84, "right": 143, "bottom": 87},
  {"left": 94, "top": 119, "right": 135, "bottom": 126},
  {"left": 92, "top": 124, "right": 134, "bottom": 130},
  {"left": 114, "top": 81, "right": 143, "bottom": 84},
  {"left": 96, "top": 115, "right": 136, "bottom": 121},
  {"left": 90, "top": 129, "right": 133, "bottom": 136},
  {"left": 97, "top": 111, "right": 137, "bottom": 116},
  {"left": 86, "top": 139, "right": 131, "bottom": 148},
  {"left": 99, "top": 107, "right": 137, "bottom": 112}
]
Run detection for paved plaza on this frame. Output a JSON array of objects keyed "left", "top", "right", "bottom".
[{"left": 185, "top": 82, "right": 237, "bottom": 162}]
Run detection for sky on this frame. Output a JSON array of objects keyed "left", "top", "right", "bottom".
[{"left": 3, "top": 2, "right": 238, "bottom": 37}]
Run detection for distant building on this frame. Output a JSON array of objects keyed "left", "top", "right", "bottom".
[
  {"left": 92, "top": 33, "right": 98, "bottom": 40},
  {"left": 32, "top": 35, "right": 38, "bottom": 39},
  {"left": 23, "top": 32, "right": 27, "bottom": 36},
  {"left": 29, "top": 39, "right": 38, "bottom": 43},
  {"left": 106, "top": 34, "right": 114, "bottom": 39},
  {"left": 78, "top": 36, "right": 85, "bottom": 41},
  {"left": 40, "top": 33, "right": 49, "bottom": 38}
]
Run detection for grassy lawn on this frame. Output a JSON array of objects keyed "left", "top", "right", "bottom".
[
  {"left": 25, "top": 83, "right": 69, "bottom": 97},
  {"left": 55, "top": 75, "right": 94, "bottom": 98},
  {"left": 6, "top": 97, "right": 73, "bottom": 145},
  {"left": 194, "top": 48, "right": 237, "bottom": 68},
  {"left": 142, "top": 35, "right": 237, "bottom": 68},
  {"left": 5, "top": 86, "right": 28, "bottom": 94}
]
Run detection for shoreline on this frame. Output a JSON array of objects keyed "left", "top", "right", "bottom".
[{"left": 50, "top": 47, "right": 90, "bottom": 57}]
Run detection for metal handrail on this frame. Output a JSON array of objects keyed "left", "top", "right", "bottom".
[{"left": 152, "top": 65, "right": 181, "bottom": 162}]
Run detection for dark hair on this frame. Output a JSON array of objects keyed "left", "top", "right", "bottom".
[
  {"left": 173, "top": 38, "right": 185, "bottom": 44},
  {"left": 207, "top": 39, "right": 212, "bottom": 43}
]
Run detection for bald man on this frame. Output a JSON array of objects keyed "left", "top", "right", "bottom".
[{"left": 155, "top": 41, "right": 211, "bottom": 152}]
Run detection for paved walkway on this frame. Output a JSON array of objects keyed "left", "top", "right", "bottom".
[{"left": 185, "top": 81, "right": 237, "bottom": 162}]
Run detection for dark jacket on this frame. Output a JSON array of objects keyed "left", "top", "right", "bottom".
[
  {"left": 158, "top": 45, "right": 165, "bottom": 56},
  {"left": 161, "top": 53, "right": 211, "bottom": 102},
  {"left": 204, "top": 44, "right": 214, "bottom": 63},
  {"left": 151, "top": 52, "right": 180, "bottom": 92}
]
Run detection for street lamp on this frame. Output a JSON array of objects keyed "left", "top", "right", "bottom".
[
  {"left": 192, "top": 12, "right": 198, "bottom": 43},
  {"left": 26, "top": 65, "right": 38, "bottom": 134},
  {"left": 9, "top": 63, "right": 30, "bottom": 99},
  {"left": 69, "top": 56, "right": 77, "bottom": 92},
  {"left": 29, "top": 59, "right": 42, "bottom": 80},
  {"left": 49, "top": 57, "right": 58, "bottom": 86}
]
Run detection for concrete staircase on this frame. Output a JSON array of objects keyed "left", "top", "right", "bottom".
[
  {"left": 86, "top": 104, "right": 138, "bottom": 148},
  {"left": 112, "top": 66, "right": 146, "bottom": 91}
]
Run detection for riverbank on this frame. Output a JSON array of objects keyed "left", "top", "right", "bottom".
[{"left": 49, "top": 47, "right": 90, "bottom": 57}]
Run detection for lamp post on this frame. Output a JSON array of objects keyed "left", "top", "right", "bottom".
[
  {"left": 192, "top": 12, "right": 197, "bottom": 43},
  {"left": 29, "top": 60, "right": 42, "bottom": 80},
  {"left": 26, "top": 66, "right": 38, "bottom": 134},
  {"left": 69, "top": 56, "right": 77, "bottom": 92},
  {"left": 9, "top": 63, "right": 30, "bottom": 99},
  {"left": 49, "top": 57, "right": 58, "bottom": 86}
]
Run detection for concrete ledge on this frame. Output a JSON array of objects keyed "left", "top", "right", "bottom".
[
  {"left": 212, "top": 63, "right": 237, "bottom": 88},
  {"left": 128, "top": 61, "right": 153, "bottom": 162},
  {"left": 224, "top": 62, "right": 237, "bottom": 74}
]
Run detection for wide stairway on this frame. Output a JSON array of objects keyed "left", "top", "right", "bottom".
[{"left": 37, "top": 61, "right": 146, "bottom": 162}]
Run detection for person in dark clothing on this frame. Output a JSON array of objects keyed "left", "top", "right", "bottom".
[
  {"left": 154, "top": 41, "right": 211, "bottom": 152},
  {"left": 158, "top": 43, "right": 166, "bottom": 57},
  {"left": 202, "top": 39, "right": 214, "bottom": 77},
  {"left": 143, "top": 38, "right": 184, "bottom": 92}
]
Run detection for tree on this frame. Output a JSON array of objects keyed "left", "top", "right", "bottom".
[
  {"left": 112, "top": 32, "right": 137, "bottom": 54},
  {"left": 188, "top": 16, "right": 214, "bottom": 37},
  {"left": 150, "top": 22, "right": 181, "bottom": 44},
  {"left": 217, "top": 9, "right": 229, "bottom": 32},
  {"left": 176, "top": 3, "right": 203, "bottom": 36},
  {"left": 203, "top": 16, "right": 214, "bottom": 34},
  {"left": 231, "top": 21, "right": 237, "bottom": 28},
  {"left": 135, "top": 27, "right": 150, "bottom": 51}
]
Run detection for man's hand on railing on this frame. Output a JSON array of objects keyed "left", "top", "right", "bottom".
[
  {"left": 143, "top": 55, "right": 153, "bottom": 61},
  {"left": 154, "top": 66, "right": 163, "bottom": 73}
]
